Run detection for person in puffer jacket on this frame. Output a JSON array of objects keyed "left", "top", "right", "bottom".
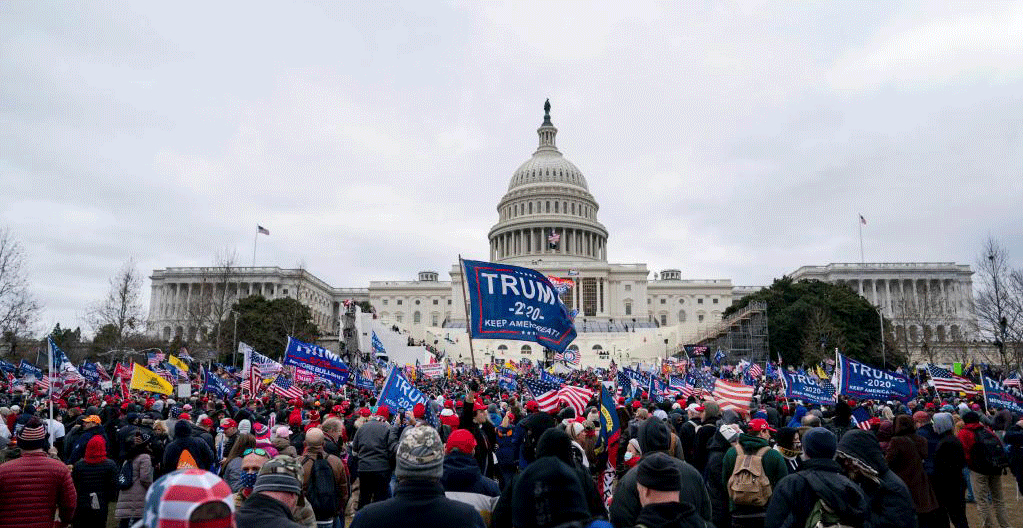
[
  {"left": 495, "top": 412, "right": 522, "bottom": 489},
  {"left": 835, "top": 429, "right": 917, "bottom": 528},
  {"left": 71, "top": 435, "right": 118, "bottom": 528},
  {"left": 0, "top": 417, "right": 77, "bottom": 528},
  {"left": 115, "top": 432, "right": 154, "bottom": 528},
  {"left": 442, "top": 429, "right": 501, "bottom": 524},
  {"left": 163, "top": 420, "right": 214, "bottom": 472}
]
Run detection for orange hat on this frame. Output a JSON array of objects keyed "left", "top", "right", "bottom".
[{"left": 83, "top": 415, "right": 102, "bottom": 425}]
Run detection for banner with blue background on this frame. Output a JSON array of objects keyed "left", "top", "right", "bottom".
[
  {"left": 283, "top": 336, "right": 350, "bottom": 386},
  {"left": 834, "top": 352, "right": 915, "bottom": 402},
  {"left": 782, "top": 371, "right": 837, "bottom": 406},
  {"left": 982, "top": 375, "right": 1023, "bottom": 414}
]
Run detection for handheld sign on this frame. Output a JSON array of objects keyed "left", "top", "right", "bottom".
[
  {"left": 834, "top": 352, "right": 915, "bottom": 402},
  {"left": 462, "top": 259, "right": 577, "bottom": 353}
]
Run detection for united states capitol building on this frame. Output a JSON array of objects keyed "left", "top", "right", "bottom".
[{"left": 148, "top": 103, "right": 978, "bottom": 366}]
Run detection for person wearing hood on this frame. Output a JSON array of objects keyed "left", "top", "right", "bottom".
[
  {"left": 495, "top": 412, "right": 522, "bottom": 489},
  {"left": 931, "top": 413, "right": 968, "bottom": 528},
  {"left": 611, "top": 417, "right": 712, "bottom": 528},
  {"left": 721, "top": 419, "right": 788, "bottom": 528},
  {"left": 631, "top": 453, "right": 706, "bottom": 528},
  {"left": 706, "top": 424, "right": 741, "bottom": 528},
  {"left": 1005, "top": 416, "right": 1023, "bottom": 497},
  {"left": 163, "top": 418, "right": 215, "bottom": 472},
  {"left": 442, "top": 429, "right": 500, "bottom": 524},
  {"left": 115, "top": 432, "right": 155, "bottom": 528},
  {"left": 765, "top": 428, "right": 867, "bottom": 528},
  {"left": 773, "top": 428, "right": 801, "bottom": 474},
  {"left": 70, "top": 435, "right": 118, "bottom": 528},
  {"left": 65, "top": 414, "right": 107, "bottom": 465},
  {"left": 516, "top": 400, "right": 557, "bottom": 469},
  {"left": 885, "top": 415, "right": 941, "bottom": 528},
  {"left": 957, "top": 411, "right": 1011, "bottom": 528},
  {"left": 785, "top": 406, "right": 806, "bottom": 430},
  {"left": 493, "top": 427, "right": 606, "bottom": 528},
  {"left": 692, "top": 402, "right": 721, "bottom": 473},
  {"left": 512, "top": 456, "right": 610, "bottom": 528},
  {"left": 827, "top": 400, "right": 855, "bottom": 441},
  {"left": 835, "top": 429, "right": 917, "bottom": 528}
]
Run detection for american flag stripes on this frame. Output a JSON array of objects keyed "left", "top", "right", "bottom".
[
  {"left": 269, "top": 375, "right": 304, "bottom": 399},
  {"left": 558, "top": 385, "right": 595, "bottom": 415},
  {"left": 1004, "top": 371, "right": 1021, "bottom": 389},
  {"left": 747, "top": 363, "right": 763, "bottom": 379},
  {"left": 524, "top": 378, "right": 561, "bottom": 412},
  {"left": 711, "top": 379, "right": 754, "bottom": 415},
  {"left": 927, "top": 364, "right": 976, "bottom": 393},
  {"left": 851, "top": 407, "right": 873, "bottom": 430}
]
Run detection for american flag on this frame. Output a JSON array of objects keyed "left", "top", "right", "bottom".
[
  {"left": 142, "top": 469, "right": 233, "bottom": 528},
  {"left": 548, "top": 230, "right": 561, "bottom": 248},
  {"left": 269, "top": 375, "right": 304, "bottom": 399},
  {"left": 927, "top": 364, "right": 976, "bottom": 393},
  {"left": 608, "top": 360, "right": 618, "bottom": 381},
  {"left": 558, "top": 385, "right": 595, "bottom": 415},
  {"left": 747, "top": 363, "right": 763, "bottom": 379},
  {"left": 711, "top": 379, "right": 754, "bottom": 415},
  {"left": 147, "top": 352, "right": 165, "bottom": 367},
  {"left": 1004, "top": 371, "right": 1021, "bottom": 389},
  {"left": 554, "top": 349, "right": 580, "bottom": 365},
  {"left": 851, "top": 407, "right": 873, "bottom": 430},
  {"left": 667, "top": 375, "right": 692, "bottom": 398},
  {"left": 524, "top": 378, "right": 562, "bottom": 412}
]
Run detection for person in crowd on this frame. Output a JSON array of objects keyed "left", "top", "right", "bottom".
[
  {"left": 611, "top": 416, "right": 712, "bottom": 528},
  {"left": 495, "top": 411, "right": 521, "bottom": 489},
  {"left": 273, "top": 425, "right": 298, "bottom": 457},
  {"left": 692, "top": 402, "right": 721, "bottom": 473},
  {"left": 442, "top": 428, "right": 501, "bottom": 524},
  {"left": 352, "top": 404, "right": 396, "bottom": 509},
  {"left": 705, "top": 424, "right": 740, "bottom": 528},
  {"left": 835, "top": 429, "right": 917, "bottom": 528},
  {"left": 632, "top": 452, "right": 708, "bottom": 528},
  {"left": 216, "top": 418, "right": 239, "bottom": 466},
  {"left": 516, "top": 400, "right": 557, "bottom": 468},
  {"left": 512, "top": 455, "right": 612, "bottom": 528},
  {"left": 461, "top": 389, "right": 497, "bottom": 479},
  {"left": 300, "top": 428, "right": 350, "bottom": 528},
  {"left": 957, "top": 411, "right": 1012, "bottom": 528},
  {"left": 0, "top": 417, "right": 77, "bottom": 528},
  {"left": 888, "top": 414, "right": 943, "bottom": 528},
  {"left": 233, "top": 447, "right": 271, "bottom": 506},
  {"left": 133, "top": 469, "right": 235, "bottom": 528},
  {"left": 914, "top": 411, "right": 941, "bottom": 477},
  {"left": 351, "top": 425, "right": 484, "bottom": 528},
  {"left": 678, "top": 403, "right": 702, "bottom": 463},
  {"left": 236, "top": 455, "right": 316, "bottom": 528},
  {"left": 221, "top": 433, "right": 257, "bottom": 491},
  {"left": 765, "top": 428, "right": 867, "bottom": 528},
  {"left": 772, "top": 427, "right": 801, "bottom": 474},
  {"left": 1005, "top": 416, "right": 1023, "bottom": 495},
  {"left": 66, "top": 414, "right": 106, "bottom": 465},
  {"left": 932, "top": 413, "right": 969, "bottom": 528},
  {"left": 70, "top": 435, "right": 118, "bottom": 528},
  {"left": 624, "top": 438, "right": 643, "bottom": 470},
  {"left": 115, "top": 432, "right": 155, "bottom": 528},
  {"left": 720, "top": 418, "right": 788, "bottom": 528},
  {"left": 320, "top": 418, "right": 345, "bottom": 457},
  {"left": 164, "top": 419, "right": 215, "bottom": 471}
]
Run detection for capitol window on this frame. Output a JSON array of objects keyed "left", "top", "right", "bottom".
[
  {"left": 660, "top": 314, "right": 667, "bottom": 325},
  {"left": 415, "top": 299, "right": 421, "bottom": 305},
  {"left": 382, "top": 299, "right": 388, "bottom": 305},
  {"left": 397, "top": 299, "right": 403, "bottom": 305},
  {"left": 698, "top": 314, "right": 705, "bottom": 323},
  {"left": 521, "top": 345, "right": 532, "bottom": 355},
  {"left": 433, "top": 299, "right": 438, "bottom": 305},
  {"left": 414, "top": 311, "right": 421, "bottom": 323},
  {"left": 697, "top": 298, "right": 704, "bottom": 304},
  {"left": 625, "top": 302, "right": 632, "bottom": 315},
  {"left": 624, "top": 284, "right": 631, "bottom": 291},
  {"left": 713, "top": 298, "right": 719, "bottom": 304},
  {"left": 660, "top": 298, "right": 666, "bottom": 304}
]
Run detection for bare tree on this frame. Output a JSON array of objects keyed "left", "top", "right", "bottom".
[
  {"left": 0, "top": 227, "right": 41, "bottom": 356},
  {"left": 974, "top": 237, "right": 1022, "bottom": 368},
  {"left": 87, "top": 258, "right": 147, "bottom": 348},
  {"left": 893, "top": 288, "right": 959, "bottom": 364},
  {"left": 180, "top": 250, "right": 238, "bottom": 353},
  {"left": 800, "top": 306, "right": 846, "bottom": 364}
]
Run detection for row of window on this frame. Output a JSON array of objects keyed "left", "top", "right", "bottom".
[
  {"left": 501, "top": 199, "right": 594, "bottom": 221},
  {"left": 652, "top": 297, "right": 718, "bottom": 305},
  {"left": 494, "top": 343, "right": 610, "bottom": 359},
  {"left": 380, "top": 298, "right": 451, "bottom": 306},
  {"left": 380, "top": 311, "right": 450, "bottom": 326}
]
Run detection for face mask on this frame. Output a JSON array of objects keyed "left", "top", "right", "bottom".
[
  {"left": 239, "top": 471, "right": 259, "bottom": 490},
  {"left": 624, "top": 452, "right": 635, "bottom": 461}
]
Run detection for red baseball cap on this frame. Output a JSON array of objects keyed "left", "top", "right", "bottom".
[
  {"left": 631, "top": 401, "right": 642, "bottom": 409},
  {"left": 525, "top": 400, "right": 539, "bottom": 411},
  {"left": 413, "top": 403, "right": 426, "bottom": 419},
  {"left": 359, "top": 408, "right": 371, "bottom": 417},
  {"left": 445, "top": 429, "right": 477, "bottom": 455},
  {"left": 747, "top": 418, "right": 776, "bottom": 433},
  {"left": 199, "top": 417, "right": 213, "bottom": 428}
]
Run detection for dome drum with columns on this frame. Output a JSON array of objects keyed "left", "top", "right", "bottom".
[{"left": 488, "top": 100, "right": 608, "bottom": 263}]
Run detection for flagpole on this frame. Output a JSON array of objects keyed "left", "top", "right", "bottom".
[
  {"left": 252, "top": 230, "right": 258, "bottom": 267},
  {"left": 457, "top": 255, "right": 478, "bottom": 370},
  {"left": 47, "top": 338, "right": 54, "bottom": 421},
  {"left": 858, "top": 216, "right": 864, "bottom": 264}
]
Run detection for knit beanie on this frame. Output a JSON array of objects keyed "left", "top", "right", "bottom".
[
  {"left": 17, "top": 416, "right": 47, "bottom": 450},
  {"left": 932, "top": 412, "right": 954, "bottom": 435},
  {"left": 395, "top": 425, "right": 444, "bottom": 480},
  {"left": 802, "top": 427, "right": 837, "bottom": 459},
  {"left": 85, "top": 435, "right": 107, "bottom": 463},
  {"left": 512, "top": 457, "right": 589, "bottom": 528},
  {"left": 636, "top": 452, "right": 681, "bottom": 491},
  {"left": 445, "top": 428, "right": 477, "bottom": 455},
  {"left": 252, "top": 455, "right": 303, "bottom": 495}
]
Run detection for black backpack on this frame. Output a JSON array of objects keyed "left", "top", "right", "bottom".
[
  {"left": 116, "top": 459, "right": 134, "bottom": 490},
  {"left": 303, "top": 454, "right": 340, "bottom": 520},
  {"left": 970, "top": 428, "right": 1009, "bottom": 475}
]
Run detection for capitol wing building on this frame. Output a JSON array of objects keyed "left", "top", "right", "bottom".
[{"left": 148, "top": 103, "right": 978, "bottom": 366}]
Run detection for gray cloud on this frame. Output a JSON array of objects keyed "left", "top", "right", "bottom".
[{"left": 1, "top": 1, "right": 1021, "bottom": 333}]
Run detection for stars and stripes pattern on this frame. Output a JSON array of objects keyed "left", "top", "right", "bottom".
[
  {"left": 554, "top": 348, "right": 580, "bottom": 366},
  {"left": 851, "top": 407, "right": 873, "bottom": 430},
  {"left": 142, "top": 468, "right": 234, "bottom": 528},
  {"left": 147, "top": 352, "right": 165, "bottom": 367},
  {"left": 927, "top": 364, "right": 976, "bottom": 393},
  {"left": 269, "top": 375, "right": 304, "bottom": 399},
  {"left": 1004, "top": 371, "right": 1021, "bottom": 389},
  {"left": 747, "top": 363, "right": 763, "bottom": 379},
  {"left": 608, "top": 360, "right": 618, "bottom": 381},
  {"left": 524, "top": 378, "right": 562, "bottom": 412},
  {"left": 558, "top": 384, "right": 594, "bottom": 415},
  {"left": 711, "top": 379, "right": 754, "bottom": 415}
]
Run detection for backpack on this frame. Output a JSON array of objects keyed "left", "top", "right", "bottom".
[
  {"left": 116, "top": 459, "right": 134, "bottom": 490},
  {"left": 176, "top": 449, "right": 198, "bottom": 470},
  {"left": 727, "top": 444, "right": 772, "bottom": 507},
  {"left": 304, "top": 454, "right": 340, "bottom": 520},
  {"left": 970, "top": 428, "right": 1009, "bottom": 475},
  {"left": 802, "top": 472, "right": 860, "bottom": 528}
]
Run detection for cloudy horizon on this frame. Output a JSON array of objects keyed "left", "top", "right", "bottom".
[{"left": 2, "top": 1, "right": 1021, "bottom": 336}]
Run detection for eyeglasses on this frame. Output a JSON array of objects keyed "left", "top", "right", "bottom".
[{"left": 242, "top": 448, "right": 269, "bottom": 457}]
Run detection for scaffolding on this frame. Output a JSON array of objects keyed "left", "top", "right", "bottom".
[{"left": 692, "top": 301, "right": 770, "bottom": 364}]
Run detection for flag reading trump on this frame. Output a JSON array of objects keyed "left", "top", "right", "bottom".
[{"left": 462, "top": 259, "right": 577, "bottom": 352}]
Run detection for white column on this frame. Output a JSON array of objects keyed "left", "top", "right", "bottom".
[{"left": 884, "top": 279, "right": 892, "bottom": 315}]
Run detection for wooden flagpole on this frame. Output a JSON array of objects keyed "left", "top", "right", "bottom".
[{"left": 458, "top": 255, "right": 478, "bottom": 370}]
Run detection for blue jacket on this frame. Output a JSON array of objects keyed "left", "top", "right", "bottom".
[{"left": 495, "top": 425, "right": 522, "bottom": 467}]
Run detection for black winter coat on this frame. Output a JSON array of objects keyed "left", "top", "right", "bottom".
[
  {"left": 632, "top": 501, "right": 708, "bottom": 528},
  {"left": 163, "top": 421, "right": 214, "bottom": 472},
  {"left": 836, "top": 429, "right": 917, "bottom": 528},
  {"left": 764, "top": 458, "right": 868, "bottom": 528},
  {"left": 350, "top": 479, "right": 484, "bottom": 528},
  {"left": 66, "top": 426, "right": 106, "bottom": 465},
  {"left": 71, "top": 459, "right": 118, "bottom": 518},
  {"left": 932, "top": 431, "right": 967, "bottom": 499},
  {"left": 235, "top": 491, "right": 304, "bottom": 528},
  {"left": 692, "top": 419, "right": 718, "bottom": 473},
  {"left": 703, "top": 431, "right": 732, "bottom": 528}
]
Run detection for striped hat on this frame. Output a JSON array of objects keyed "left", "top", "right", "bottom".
[
  {"left": 134, "top": 469, "right": 234, "bottom": 528},
  {"left": 17, "top": 417, "right": 47, "bottom": 450}
]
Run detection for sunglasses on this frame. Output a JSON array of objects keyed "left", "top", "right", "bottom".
[{"left": 242, "top": 448, "right": 269, "bottom": 457}]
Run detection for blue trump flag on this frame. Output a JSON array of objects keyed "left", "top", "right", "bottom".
[
  {"left": 283, "top": 336, "right": 350, "bottom": 386},
  {"left": 982, "top": 375, "right": 1023, "bottom": 414},
  {"left": 377, "top": 365, "right": 436, "bottom": 427},
  {"left": 203, "top": 370, "right": 235, "bottom": 398},
  {"left": 781, "top": 371, "right": 836, "bottom": 406},
  {"left": 462, "top": 259, "right": 577, "bottom": 353},
  {"left": 0, "top": 359, "right": 16, "bottom": 374},
  {"left": 80, "top": 361, "right": 103, "bottom": 384},
  {"left": 834, "top": 352, "right": 915, "bottom": 402},
  {"left": 19, "top": 360, "right": 43, "bottom": 381},
  {"left": 596, "top": 382, "right": 620, "bottom": 506}
]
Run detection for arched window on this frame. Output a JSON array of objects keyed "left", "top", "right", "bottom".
[
  {"left": 414, "top": 311, "right": 421, "bottom": 324},
  {"left": 678, "top": 310, "right": 686, "bottom": 323},
  {"left": 546, "top": 201, "right": 550, "bottom": 213},
  {"left": 162, "top": 327, "right": 171, "bottom": 341},
  {"left": 521, "top": 345, "right": 532, "bottom": 355},
  {"left": 593, "top": 344, "right": 608, "bottom": 359},
  {"left": 572, "top": 203, "right": 576, "bottom": 214},
  {"left": 528, "top": 203, "right": 533, "bottom": 214},
  {"left": 569, "top": 344, "right": 579, "bottom": 351},
  {"left": 497, "top": 344, "right": 508, "bottom": 352},
  {"left": 431, "top": 313, "right": 438, "bottom": 326},
  {"left": 555, "top": 202, "right": 559, "bottom": 213},
  {"left": 396, "top": 313, "right": 404, "bottom": 323}
]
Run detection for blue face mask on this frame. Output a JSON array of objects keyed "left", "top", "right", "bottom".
[{"left": 239, "top": 471, "right": 259, "bottom": 490}]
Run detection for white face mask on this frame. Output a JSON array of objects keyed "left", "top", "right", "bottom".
[{"left": 624, "top": 452, "right": 635, "bottom": 461}]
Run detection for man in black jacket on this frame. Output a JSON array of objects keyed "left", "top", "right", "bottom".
[
  {"left": 765, "top": 428, "right": 867, "bottom": 528},
  {"left": 633, "top": 453, "right": 707, "bottom": 528},
  {"left": 835, "top": 429, "right": 917, "bottom": 528},
  {"left": 461, "top": 391, "right": 497, "bottom": 478},
  {"left": 351, "top": 425, "right": 484, "bottom": 528},
  {"left": 163, "top": 420, "right": 214, "bottom": 471},
  {"left": 235, "top": 456, "right": 306, "bottom": 528},
  {"left": 691, "top": 401, "right": 720, "bottom": 473}
]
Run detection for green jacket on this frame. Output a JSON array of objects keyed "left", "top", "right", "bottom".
[{"left": 721, "top": 434, "right": 789, "bottom": 512}]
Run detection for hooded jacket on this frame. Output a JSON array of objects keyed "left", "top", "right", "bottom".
[
  {"left": 610, "top": 418, "right": 712, "bottom": 528},
  {"left": 703, "top": 429, "right": 734, "bottom": 528},
  {"left": 836, "top": 429, "right": 917, "bottom": 528},
  {"left": 162, "top": 420, "right": 214, "bottom": 471},
  {"left": 886, "top": 417, "right": 938, "bottom": 514},
  {"left": 351, "top": 417, "right": 395, "bottom": 473},
  {"left": 350, "top": 479, "right": 484, "bottom": 528},
  {"left": 764, "top": 458, "right": 868, "bottom": 528},
  {"left": 442, "top": 451, "right": 500, "bottom": 524},
  {"left": 631, "top": 501, "right": 706, "bottom": 528}
]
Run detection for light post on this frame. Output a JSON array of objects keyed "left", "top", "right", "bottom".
[
  {"left": 875, "top": 305, "right": 886, "bottom": 369},
  {"left": 230, "top": 310, "right": 239, "bottom": 368}
]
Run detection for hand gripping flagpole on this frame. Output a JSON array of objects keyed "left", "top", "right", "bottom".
[{"left": 458, "top": 255, "right": 478, "bottom": 370}]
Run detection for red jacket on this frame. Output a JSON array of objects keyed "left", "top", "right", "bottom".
[
  {"left": 956, "top": 422, "right": 991, "bottom": 465},
  {"left": 0, "top": 450, "right": 77, "bottom": 528}
]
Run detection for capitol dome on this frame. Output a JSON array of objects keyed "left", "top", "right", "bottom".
[{"left": 489, "top": 100, "right": 608, "bottom": 263}]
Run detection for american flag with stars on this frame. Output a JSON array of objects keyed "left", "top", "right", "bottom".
[
  {"left": 927, "top": 364, "right": 976, "bottom": 393},
  {"left": 524, "top": 378, "right": 562, "bottom": 412},
  {"left": 269, "top": 375, "right": 304, "bottom": 399}
]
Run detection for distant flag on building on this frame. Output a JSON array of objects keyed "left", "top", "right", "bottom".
[
  {"left": 859, "top": 214, "right": 867, "bottom": 225},
  {"left": 567, "top": 269, "right": 579, "bottom": 276},
  {"left": 548, "top": 230, "right": 561, "bottom": 249},
  {"left": 257, "top": 225, "right": 270, "bottom": 235}
]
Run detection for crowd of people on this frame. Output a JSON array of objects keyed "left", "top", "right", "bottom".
[{"left": 0, "top": 361, "right": 1021, "bottom": 528}]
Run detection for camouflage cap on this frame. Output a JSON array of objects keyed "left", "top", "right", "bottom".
[
  {"left": 259, "top": 455, "right": 304, "bottom": 483},
  {"left": 395, "top": 425, "right": 444, "bottom": 479}
]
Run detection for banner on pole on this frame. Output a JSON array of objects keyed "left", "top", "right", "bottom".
[
  {"left": 462, "top": 259, "right": 577, "bottom": 353},
  {"left": 834, "top": 352, "right": 915, "bottom": 402},
  {"left": 282, "top": 337, "right": 350, "bottom": 386},
  {"left": 377, "top": 365, "right": 430, "bottom": 414},
  {"left": 781, "top": 371, "right": 837, "bottom": 406},
  {"left": 982, "top": 375, "right": 1023, "bottom": 414}
]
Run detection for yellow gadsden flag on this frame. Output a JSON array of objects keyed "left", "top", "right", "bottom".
[
  {"left": 130, "top": 363, "right": 174, "bottom": 395},
  {"left": 168, "top": 355, "right": 189, "bottom": 372}
]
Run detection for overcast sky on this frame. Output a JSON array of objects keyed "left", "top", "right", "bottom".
[{"left": 2, "top": 1, "right": 1022, "bottom": 335}]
